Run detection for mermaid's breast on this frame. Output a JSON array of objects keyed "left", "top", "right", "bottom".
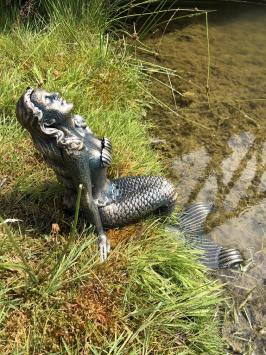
[{"left": 100, "top": 137, "right": 112, "bottom": 168}]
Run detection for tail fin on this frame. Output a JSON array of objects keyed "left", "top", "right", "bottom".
[
  {"left": 168, "top": 203, "right": 243, "bottom": 269},
  {"left": 179, "top": 203, "right": 214, "bottom": 236}
]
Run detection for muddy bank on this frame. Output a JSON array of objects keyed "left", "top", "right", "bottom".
[{"left": 138, "top": 5, "right": 266, "bottom": 354}]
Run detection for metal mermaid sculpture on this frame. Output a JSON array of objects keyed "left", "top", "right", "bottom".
[{"left": 16, "top": 87, "right": 243, "bottom": 267}]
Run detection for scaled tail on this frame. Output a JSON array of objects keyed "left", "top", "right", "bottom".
[{"left": 168, "top": 203, "right": 243, "bottom": 269}]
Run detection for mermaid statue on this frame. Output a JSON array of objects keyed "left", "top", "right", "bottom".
[{"left": 16, "top": 87, "right": 243, "bottom": 267}]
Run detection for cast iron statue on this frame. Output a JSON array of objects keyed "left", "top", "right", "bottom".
[{"left": 16, "top": 87, "right": 243, "bottom": 267}]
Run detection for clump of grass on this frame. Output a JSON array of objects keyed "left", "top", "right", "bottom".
[
  {"left": 0, "top": 220, "right": 223, "bottom": 353},
  {"left": 0, "top": 1, "right": 224, "bottom": 353}
]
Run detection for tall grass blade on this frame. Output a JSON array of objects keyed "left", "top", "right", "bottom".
[{"left": 0, "top": 217, "right": 38, "bottom": 284}]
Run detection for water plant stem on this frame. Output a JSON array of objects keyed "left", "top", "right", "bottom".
[{"left": 205, "top": 11, "right": 211, "bottom": 108}]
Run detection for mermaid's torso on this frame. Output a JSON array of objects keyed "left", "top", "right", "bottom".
[{"left": 31, "top": 114, "right": 117, "bottom": 207}]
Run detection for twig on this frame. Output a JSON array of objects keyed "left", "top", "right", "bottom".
[{"left": 167, "top": 70, "right": 179, "bottom": 112}]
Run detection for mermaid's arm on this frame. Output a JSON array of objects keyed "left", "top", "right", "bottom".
[
  {"left": 82, "top": 189, "right": 110, "bottom": 261},
  {"left": 70, "top": 155, "right": 110, "bottom": 261}
]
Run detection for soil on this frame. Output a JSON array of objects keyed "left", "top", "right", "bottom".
[{"left": 137, "top": 4, "right": 266, "bottom": 354}]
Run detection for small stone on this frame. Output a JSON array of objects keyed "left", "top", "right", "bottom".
[
  {"left": 149, "top": 137, "right": 167, "bottom": 146},
  {"left": 181, "top": 91, "right": 196, "bottom": 105}
]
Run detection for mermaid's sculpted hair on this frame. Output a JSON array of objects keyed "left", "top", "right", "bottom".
[{"left": 16, "top": 87, "right": 84, "bottom": 153}]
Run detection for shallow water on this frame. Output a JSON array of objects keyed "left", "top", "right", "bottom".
[{"left": 139, "top": 4, "right": 266, "bottom": 353}]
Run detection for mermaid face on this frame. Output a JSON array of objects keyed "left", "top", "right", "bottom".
[{"left": 30, "top": 89, "right": 74, "bottom": 125}]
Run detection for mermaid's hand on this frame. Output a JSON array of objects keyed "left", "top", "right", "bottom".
[{"left": 98, "top": 233, "right": 111, "bottom": 262}]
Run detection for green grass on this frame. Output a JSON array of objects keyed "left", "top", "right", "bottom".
[{"left": 0, "top": 1, "right": 224, "bottom": 353}]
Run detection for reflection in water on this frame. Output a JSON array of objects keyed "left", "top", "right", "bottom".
[
  {"left": 172, "top": 131, "right": 265, "bottom": 253},
  {"left": 196, "top": 175, "right": 218, "bottom": 203},
  {"left": 259, "top": 171, "right": 266, "bottom": 192},
  {"left": 171, "top": 133, "right": 266, "bottom": 352},
  {"left": 221, "top": 132, "right": 254, "bottom": 185},
  {"left": 170, "top": 128, "right": 266, "bottom": 353},
  {"left": 172, "top": 147, "right": 210, "bottom": 203},
  {"left": 262, "top": 142, "right": 266, "bottom": 165},
  {"left": 224, "top": 153, "right": 257, "bottom": 211},
  {"left": 172, "top": 131, "right": 265, "bottom": 213},
  {"left": 209, "top": 199, "right": 266, "bottom": 256},
  {"left": 260, "top": 142, "right": 266, "bottom": 192},
  {"left": 141, "top": 5, "right": 266, "bottom": 350}
]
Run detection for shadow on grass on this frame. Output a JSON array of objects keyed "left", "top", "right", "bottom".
[{"left": 0, "top": 182, "right": 73, "bottom": 236}]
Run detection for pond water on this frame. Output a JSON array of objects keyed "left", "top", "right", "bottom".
[{"left": 138, "top": 4, "right": 266, "bottom": 353}]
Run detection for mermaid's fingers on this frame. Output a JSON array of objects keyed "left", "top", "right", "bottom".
[{"left": 98, "top": 234, "right": 110, "bottom": 262}]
